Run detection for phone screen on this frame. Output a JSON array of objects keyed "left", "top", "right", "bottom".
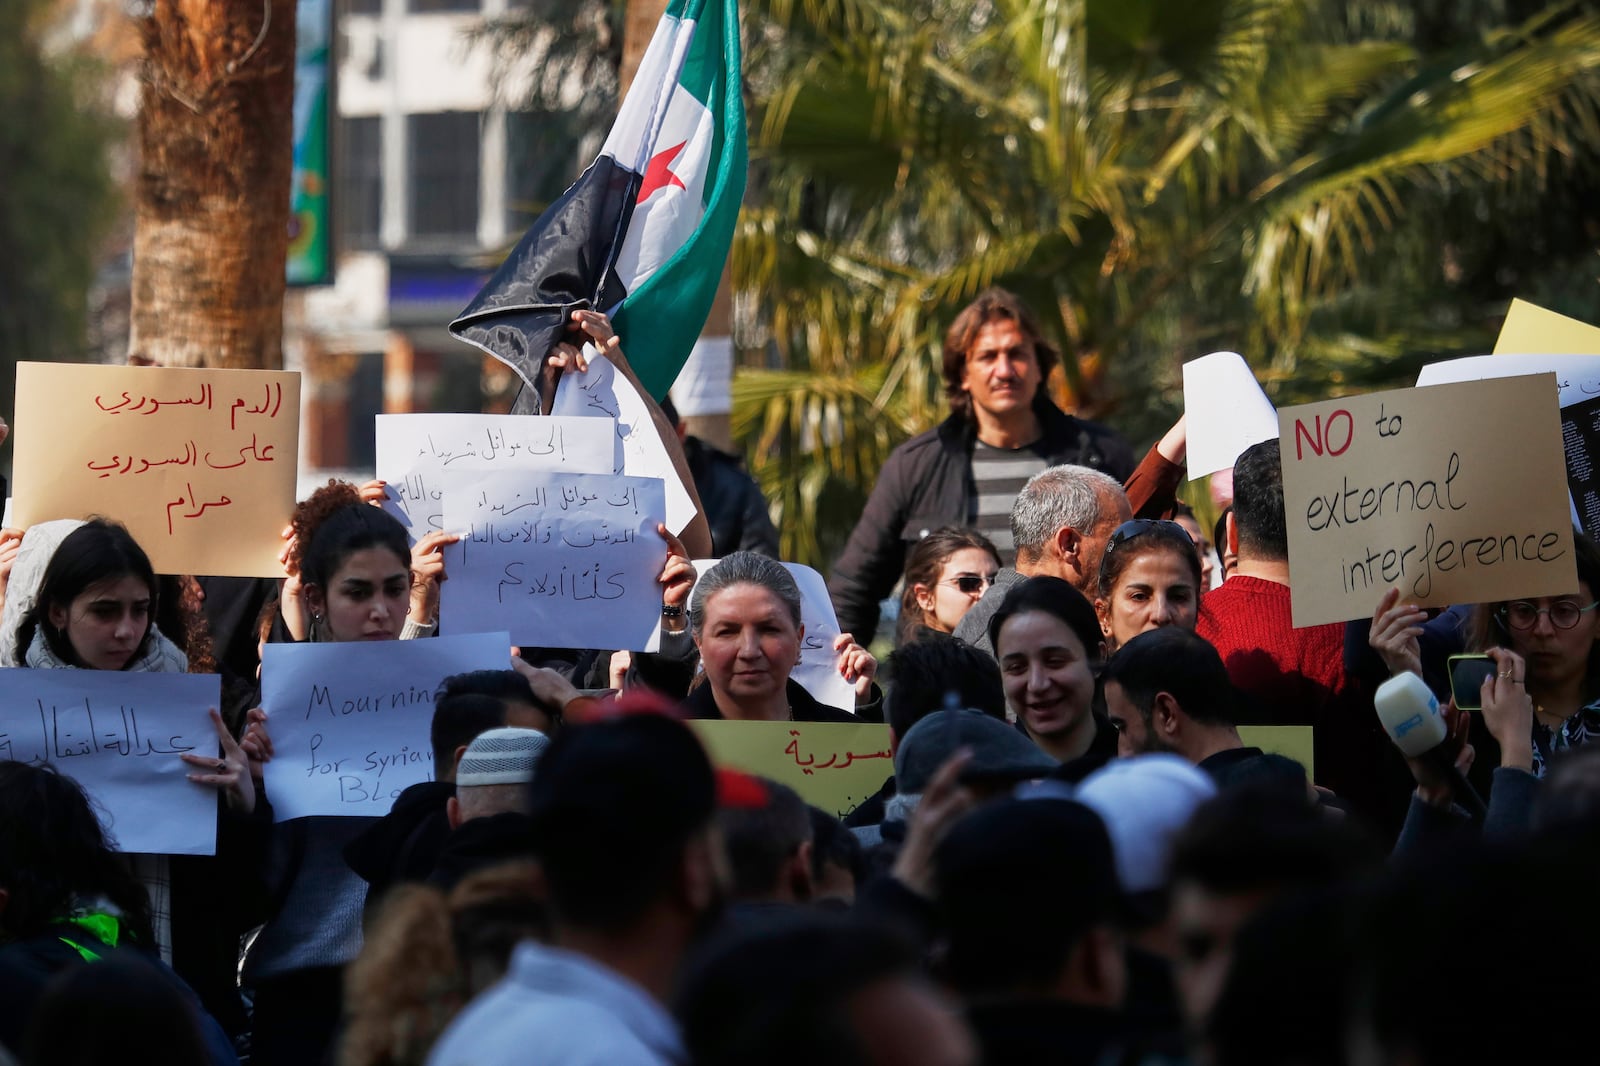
[{"left": 1449, "top": 656, "right": 1497, "bottom": 710}]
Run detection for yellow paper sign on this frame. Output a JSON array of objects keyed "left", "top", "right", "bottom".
[
  {"left": 1278, "top": 375, "right": 1576, "bottom": 628},
  {"left": 12, "top": 363, "right": 301, "bottom": 577},
  {"left": 691, "top": 720, "right": 894, "bottom": 819},
  {"left": 1237, "top": 726, "right": 1314, "bottom": 779},
  {"left": 1494, "top": 298, "right": 1600, "bottom": 356}
]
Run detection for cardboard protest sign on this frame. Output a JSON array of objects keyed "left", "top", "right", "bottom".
[
  {"left": 260, "top": 631, "right": 510, "bottom": 820},
  {"left": 440, "top": 472, "right": 669, "bottom": 650},
  {"left": 375, "top": 414, "right": 616, "bottom": 539},
  {"left": 12, "top": 363, "right": 300, "bottom": 577},
  {"left": 551, "top": 352, "right": 698, "bottom": 535},
  {"left": 691, "top": 721, "right": 894, "bottom": 819},
  {"left": 1417, "top": 354, "right": 1600, "bottom": 537},
  {"left": 1182, "top": 352, "right": 1280, "bottom": 479},
  {"left": 1236, "top": 726, "right": 1314, "bottom": 779},
  {"left": 0, "top": 669, "right": 221, "bottom": 855},
  {"left": 1278, "top": 376, "right": 1576, "bottom": 628},
  {"left": 1494, "top": 298, "right": 1600, "bottom": 355}
]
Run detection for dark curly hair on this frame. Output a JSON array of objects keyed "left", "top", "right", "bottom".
[
  {"left": 290, "top": 480, "right": 411, "bottom": 590},
  {"left": 0, "top": 762, "right": 155, "bottom": 945}
]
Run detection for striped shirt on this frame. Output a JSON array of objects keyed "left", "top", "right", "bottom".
[{"left": 970, "top": 440, "right": 1051, "bottom": 563}]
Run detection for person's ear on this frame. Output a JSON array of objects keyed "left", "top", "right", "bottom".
[
  {"left": 452, "top": 744, "right": 469, "bottom": 776},
  {"left": 1055, "top": 525, "right": 1080, "bottom": 563},
  {"left": 679, "top": 831, "right": 724, "bottom": 914},
  {"left": 1081, "top": 926, "right": 1127, "bottom": 1006},
  {"left": 1094, "top": 597, "right": 1113, "bottom": 639},
  {"left": 446, "top": 795, "right": 463, "bottom": 830},
  {"left": 789, "top": 841, "right": 816, "bottom": 903},
  {"left": 304, "top": 584, "right": 327, "bottom": 617},
  {"left": 1225, "top": 512, "right": 1239, "bottom": 557},
  {"left": 1152, "top": 692, "right": 1183, "bottom": 738},
  {"left": 47, "top": 601, "right": 67, "bottom": 630},
  {"left": 913, "top": 583, "right": 936, "bottom": 612}
]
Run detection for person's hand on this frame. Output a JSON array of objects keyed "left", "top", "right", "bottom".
[
  {"left": 1156, "top": 414, "right": 1187, "bottom": 465},
  {"left": 183, "top": 709, "right": 256, "bottom": 814},
  {"left": 547, "top": 309, "right": 627, "bottom": 375},
  {"left": 1369, "top": 587, "right": 1426, "bottom": 678},
  {"left": 511, "top": 657, "right": 583, "bottom": 714},
  {"left": 240, "top": 707, "right": 273, "bottom": 786},
  {"left": 357, "top": 479, "right": 388, "bottom": 506},
  {"left": 1407, "top": 701, "right": 1474, "bottom": 809},
  {"left": 658, "top": 524, "right": 694, "bottom": 630},
  {"left": 891, "top": 749, "right": 975, "bottom": 897},
  {"left": 833, "top": 632, "right": 877, "bottom": 703},
  {"left": 0, "top": 527, "right": 25, "bottom": 618},
  {"left": 409, "top": 530, "right": 460, "bottom": 624},
  {"left": 1481, "top": 647, "right": 1534, "bottom": 771},
  {"left": 278, "top": 524, "right": 308, "bottom": 641},
  {"left": 609, "top": 650, "right": 632, "bottom": 690}
]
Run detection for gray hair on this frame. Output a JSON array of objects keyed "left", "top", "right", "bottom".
[
  {"left": 689, "top": 551, "right": 803, "bottom": 636},
  {"left": 1010, "top": 465, "right": 1126, "bottom": 561}
]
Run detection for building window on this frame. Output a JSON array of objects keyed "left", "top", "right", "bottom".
[
  {"left": 407, "top": 112, "right": 481, "bottom": 243},
  {"left": 408, "top": 0, "right": 478, "bottom": 12},
  {"left": 339, "top": 115, "right": 382, "bottom": 251}
]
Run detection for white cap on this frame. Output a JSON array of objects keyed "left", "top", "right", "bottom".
[
  {"left": 1073, "top": 754, "right": 1218, "bottom": 894},
  {"left": 456, "top": 727, "right": 550, "bottom": 787}
]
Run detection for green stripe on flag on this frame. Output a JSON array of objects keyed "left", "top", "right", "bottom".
[{"left": 613, "top": 0, "right": 747, "bottom": 400}]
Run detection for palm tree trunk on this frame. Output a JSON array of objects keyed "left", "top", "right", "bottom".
[{"left": 129, "top": 0, "right": 296, "bottom": 370}]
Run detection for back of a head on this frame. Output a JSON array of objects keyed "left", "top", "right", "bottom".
[
  {"left": 0, "top": 763, "right": 153, "bottom": 945},
  {"left": 526, "top": 712, "right": 716, "bottom": 932},
  {"left": 1010, "top": 465, "right": 1125, "bottom": 564},
  {"left": 884, "top": 637, "right": 1005, "bottom": 739},
  {"left": 1169, "top": 785, "right": 1381, "bottom": 898},
  {"left": 25, "top": 957, "right": 211, "bottom": 1066},
  {"left": 719, "top": 777, "right": 813, "bottom": 902},
  {"left": 439, "top": 669, "right": 534, "bottom": 706},
  {"left": 679, "top": 912, "right": 924, "bottom": 1066},
  {"left": 1101, "top": 628, "right": 1239, "bottom": 730},
  {"left": 894, "top": 708, "right": 1058, "bottom": 795},
  {"left": 454, "top": 726, "right": 550, "bottom": 822},
  {"left": 1229, "top": 440, "right": 1286, "bottom": 562},
  {"left": 934, "top": 797, "right": 1118, "bottom": 997},
  {"left": 807, "top": 806, "right": 864, "bottom": 905},
  {"left": 431, "top": 693, "right": 510, "bottom": 775},
  {"left": 1073, "top": 755, "right": 1218, "bottom": 902}
]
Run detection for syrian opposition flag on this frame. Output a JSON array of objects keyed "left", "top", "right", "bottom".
[{"left": 450, "top": 0, "right": 746, "bottom": 409}]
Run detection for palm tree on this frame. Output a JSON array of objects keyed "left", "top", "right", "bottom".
[
  {"left": 128, "top": 0, "right": 297, "bottom": 369},
  {"left": 731, "top": 0, "right": 1600, "bottom": 566}
]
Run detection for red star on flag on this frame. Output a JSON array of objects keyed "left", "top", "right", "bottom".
[{"left": 636, "top": 141, "right": 689, "bottom": 204}]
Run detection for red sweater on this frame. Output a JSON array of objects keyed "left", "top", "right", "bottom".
[{"left": 1197, "top": 575, "right": 1350, "bottom": 723}]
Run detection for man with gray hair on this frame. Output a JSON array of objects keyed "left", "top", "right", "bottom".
[{"left": 952, "top": 464, "right": 1132, "bottom": 656}]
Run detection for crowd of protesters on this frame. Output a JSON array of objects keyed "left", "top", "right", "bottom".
[{"left": 2, "top": 290, "right": 1598, "bottom": 1066}]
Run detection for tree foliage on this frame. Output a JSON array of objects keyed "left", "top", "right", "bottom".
[{"left": 0, "top": 0, "right": 119, "bottom": 453}]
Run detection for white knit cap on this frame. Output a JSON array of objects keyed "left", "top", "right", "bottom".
[
  {"left": 1073, "top": 754, "right": 1218, "bottom": 895},
  {"left": 456, "top": 727, "right": 550, "bottom": 787}
]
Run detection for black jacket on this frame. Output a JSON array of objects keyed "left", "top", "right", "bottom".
[
  {"left": 827, "top": 398, "right": 1135, "bottom": 640},
  {"left": 343, "top": 779, "right": 455, "bottom": 915},
  {"left": 683, "top": 678, "right": 860, "bottom": 722},
  {"left": 685, "top": 436, "right": 780, "bottom": 558}
]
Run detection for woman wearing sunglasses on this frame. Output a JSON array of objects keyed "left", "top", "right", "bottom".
[
  {"left": 1094, "top": 519, "right": 1204, "bottom": 652},
  {"left": 896, "top": 528, "right": 1001, "bottom": 645},
  {"left": 1463, "top": 531, "right": 1600, "bottom": 777}
]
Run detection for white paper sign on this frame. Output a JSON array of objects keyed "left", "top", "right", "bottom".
[
  {"left": 260, "top": 631, "right": 510, "bottom": 820},
  {"left": 441, "top": 471, "right": 669, "bottom": 650},
  {"left": 690, "top": 559, "right": 858, "bottom": 714},
  {"left": 551, "top": 351, "right": 698, "bottom": 535},
  {"left": 1415, "top": 353, "right": 1600, "bottom": 409},
  {"left": 1182, "top": 352, "right": 1280, "bottom": 479},
  {"left": 375, "top": 414, "right": 616, "bottom": 538},
  {"left": 0, "top": 669, "right": 221, "bottom": 855}
]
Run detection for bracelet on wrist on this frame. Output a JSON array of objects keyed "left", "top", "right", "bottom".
[{"left": 661, "top": 604, "right": 684, "bottom": 619}]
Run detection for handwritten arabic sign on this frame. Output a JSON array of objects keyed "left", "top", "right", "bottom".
[
  {"left": 1279, "top": 376, "right": 1576, "bottom": 628},
  {"left": 691, "top": 721, "right": 894, "bottom": 819},
  {"left": 375, "top": 414, "right": 616, "bottom": 538},
  {"left": 550, "top": 352, "right": 698, "bottom": 535},
  {"left": 260, "top": 631, "right": 510, "bottom": 820},
  {"left": 12, "top": 363, "right": 301, "bottom": 577},
  {"left": 0, "top": 669, "right": 221, "bottom": 855},
  {"left": 442, "top": 471, "right": 669, "bottom": 650}
]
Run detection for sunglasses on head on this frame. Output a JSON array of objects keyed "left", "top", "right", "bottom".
[{"left": 1103, "top": 519, "right": 1196, "bottom": 556}]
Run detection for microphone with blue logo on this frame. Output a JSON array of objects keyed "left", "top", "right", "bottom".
[{"left": 1374, "top": 672, "right": 1487, "bottom": 820}]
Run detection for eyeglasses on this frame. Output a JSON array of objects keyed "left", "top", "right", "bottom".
[
  {"left": 1497, "top": 600, "right": 1600, "bottom": 631},
  {"left": 941, "top": 573, "right": 997, "bottom": 595}
]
